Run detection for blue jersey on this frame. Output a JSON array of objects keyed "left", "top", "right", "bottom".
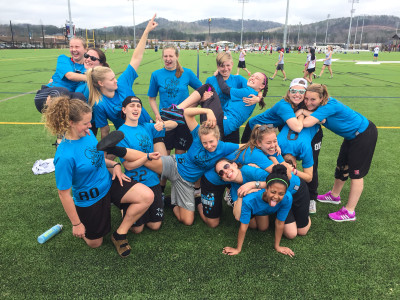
[
  {"left": 248, "top": 99, "right": 296, "bottom": 129},
  {"left": 311, "top": 98, "right": 369, "bottom": 140},
  {"left": 118, "top": 123, "right": 164, "bottom": 187},
  {"left": 175, "top": 125, "right": 239, "bottom": 183},
  {"left": 287, "top": 174, "right": 301, "bottom": 195},
  {"left": 223, "top": 86, "right": 258, "bottom": 136},
  {"left": 47, "top": 55, "right": 86, "bottom": 91},
  {"left": 147, "top": 67, "right": 202, "bottom": 110},
  {"left": 75, "top": 82, "right": 89, "bottom": 100},
  {"left": 240, "top": 189, "right": 292, "bottom": 224},
  {"left": 93, "top": 65, "right": 151, "bottom": 129},
  {"left": 54, "top": 130, "right": 112, "bottom": 207},
  {"left": 205, "top": 75, "right": 247, "bottom": 110},
  {"left": 277, "top": 124, "right": 319, "bottom": 168},
  {"left": 230, "top": 165, "right": 269, "bottom": 202}
]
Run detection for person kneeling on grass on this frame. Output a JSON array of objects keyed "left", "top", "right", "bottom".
[
  {"left": 43, "top": 96, "right": 153, "bottom": 258},
  {"left": 222, "top": 164, "right": 295, "bottom": 257}
]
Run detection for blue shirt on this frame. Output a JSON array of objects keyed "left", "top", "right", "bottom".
[
  {"left": 205, "top": 75, "right": 247, "bottom": 109},
  {"left": 47, "top": 54, "right": 86, "bottom": 91},
  {"left": 147, "top": 67, "right": 202, "bottom": 110},
  {"left": 230, "top": 165, "right": 269, "bottom": 202},
  {"left": 277, "top": 124, "right": 319, "bottom": 168},
  {"left": 175, "top": 125, "right": 239, "bottom": 183},
  {"left": 93, "top": 65, "right": 151, "bottom": 129},
  {"left": 311, "top": 98, "right": 369, "bottom": 140},
  {"left": 249, "top": 99, "right": 296, "bottom": 129},
  {"left": 223, "top": 86, "right": 258, "bottom": 136},
  {"left": 240, "top": 189, "right": 292, "bottom": 224},
  {"left": 117, "top": 123, "right": 164, "bottom": 187},
  {"left": 54, "top": 130, "right": 112, "bottom": 207}
]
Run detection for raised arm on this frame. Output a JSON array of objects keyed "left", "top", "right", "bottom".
[
  {"left": 183, "top": 107, "right": 216, "bottom": 131},
  {"left": 130, "top": 14, "right": 158, "bottom": 70}
]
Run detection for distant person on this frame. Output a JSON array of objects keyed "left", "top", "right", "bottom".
[
  {"left": 270, "top": 45, "right": 273, "bottom": 55},
  {"left": 225, "top": 45, "right": 231, "bottom": 54},
  {"left": 373, "top": 46, "right": 379, "bottom": 62},
  {"left": 269, "top": 48, "right": 287, "bottom": 81},
  {"left": 317, "top": 45, "right": 333, "bottom": 79},
  {"left": 303, "top": 47, "right": 316, "bottom": 84},
  {"left": 236, "top": 47, "right": 251, "bottom": 76},
  {"left": 123, "top": 44, "right": 128, "bottom": 54}
]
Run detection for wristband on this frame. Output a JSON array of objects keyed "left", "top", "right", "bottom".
[
  {"left": 112, "top": 162, "right": 121, "bottom": 168},
  {"left": 72, "top": 222, "right": 81, "bottom": 227},
  {"left": 147, "top": 153, "right": 152, "bottom": 161}
]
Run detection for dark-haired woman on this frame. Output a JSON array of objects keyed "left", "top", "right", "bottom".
[
  {"left": 43, "top": 96, "right": 153, "bottom": 258},
  {"left": 303, "top": 47, "right": 316, "bottom": 84},
  {"left": 222, "top": 164, "right": 295, "bottom": 257}
]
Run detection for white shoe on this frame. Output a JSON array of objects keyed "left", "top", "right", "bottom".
[
  {"left": 309, "top": 200, "right": 317, "bottom": 214},
  {"left": 224, "top": 190, "right": 233, "bottom": 207}
]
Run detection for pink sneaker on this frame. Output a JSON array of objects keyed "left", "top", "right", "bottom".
[
  {"left": 317, "top": 191, "right": 341, "bottom": 204},
  {"left": 329, "top": 207, "right": 356, "bottom": 222}
]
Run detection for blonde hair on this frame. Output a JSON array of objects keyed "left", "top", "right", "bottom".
[
  {"left": 87, "top": 66, "right": 113, "bottom": 107},
  {"left": 162, "top": 44, "right": 184, "bottom": 78},
  {"left": 198, "top": 121, "right": 220, "bottom": 141},
  {"left": 43, "top": 96, "right": 91, "bottom": 136},
  {"left": 235, "top": 125, "right": 278, "bottom": 160},
  {"left": 306, "top": 84, "right": 330, "bottom": 106},
  {"left": 216, "top": 52, "right": 233, "bottom": 67},
  {"left": 69, "top": 36, "right": 87, "bottom": 48}
]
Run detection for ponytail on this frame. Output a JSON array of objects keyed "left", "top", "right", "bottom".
[{"left": 87, "top": 66, "right": 112, "bottom": 107}]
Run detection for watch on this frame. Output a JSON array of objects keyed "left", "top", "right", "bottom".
[{"left": 255, "top": 181, "right": 260, "bottom": 188}]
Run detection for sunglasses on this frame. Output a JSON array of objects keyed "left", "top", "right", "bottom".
[
  {"left": 84, "top": 53, "right": 100, "bottom": 62},
  {"left": 289, "top": 88, "right": 306, "bottom": 95},
  {"left": 217, "top": 163, "right": 230, "bottom": 177}
]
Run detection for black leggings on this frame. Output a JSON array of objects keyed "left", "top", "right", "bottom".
[{"left": 307, "top": 127, "right": 323, "bottom": 200}]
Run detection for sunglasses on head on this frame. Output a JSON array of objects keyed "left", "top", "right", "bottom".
[
  {"left": 289, "top": 88, "right": 306, "bottom": 95},
  {"left": 84, "top": 53, "right": 100, "bottom": 62},
  {"left": 217, "top": 163, "right": 230, "bottom": 177}
]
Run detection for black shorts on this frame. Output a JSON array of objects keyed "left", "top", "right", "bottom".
[
  {"left": 238, "top": 61, "right": 246, "bottom": 68},
  {"left": 336, "top": 121, "right": 378, "bottom": 179},
  {"left": 201, "top": 175, "right": 228, "bottom": 219},
  {"left": 285, "top": 179, "right": 310, "bottom": 228},
  {"left": 76, "top": 178, "right": 138, "bottom": 240},
  {"left": 307, "top": 68, "right": 316, "bottom": 73},
  {"left": 276, "top": 64, "right": 284, "bottom": 71},
  {"left": 132, "top": 184, "right": 164, "bottom": 227},
  {"left": 223, "top": 128, "right": 240, "bottom": 143},
  {"left": 164, "top": 124, "right": 193, "bottom": 151},
  {"left": 307, "top": 126, "right": 323, "bottom": 200}
]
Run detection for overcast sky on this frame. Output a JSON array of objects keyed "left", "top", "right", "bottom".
[{"left": 1, "top": 0, "right": 399, "bottom": 29}]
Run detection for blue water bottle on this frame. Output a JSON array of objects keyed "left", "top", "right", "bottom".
[{"left": 37, "top": 224, "right": 63, "bottom": 244}]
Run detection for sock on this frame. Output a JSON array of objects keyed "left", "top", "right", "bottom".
[
  {"left": 105, "top": 146, "right": 127, "bottom": 158},
  {"left": 113, "top": 231, "right": 127, "bottom": 241}
]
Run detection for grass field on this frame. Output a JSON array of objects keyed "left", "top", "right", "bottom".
[{"left": 0, "top": 48, "right": 400, "bottom": 299}]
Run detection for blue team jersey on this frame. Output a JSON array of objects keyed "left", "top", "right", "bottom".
[
  {"left": 277, "top": 124, "right": 319, "bottom": 168},
  {"left": 175, "top": 125, "right": 239, "bottom": 183},
  {"left": 75, "top": 82, "right": 89, "bottom": 100},
  {"left": 117, "top": 123, "right": 165, "bottom": 187},
  {"left": 47, "top": 54, "right": 86, "bottom": 91},
  {"left": 240, "top": 189, "right": 292, "bottom": 224},
  {"left": 230, "top": 165, "right": 269, "bottom": 202},
  {"left": 311, "top": 98, "right": 369, "bottom": 140},
  {"left": 93, "top": 65, "right": 151, "bottom": 129},
  {"left": 223, "top": 86, "right": 258, "bottom": 136},
  {"left": 205, "top": 75, "right": 247, "bottom": 109},
  {"left": 54, "top": 130, "right": 112, "bottom": 207},
  {"left": 248, "top": 99, "right": 296, "bottom": 129},
  {"left": 147, "top": 67, "right": 202, "bottom": 110}
]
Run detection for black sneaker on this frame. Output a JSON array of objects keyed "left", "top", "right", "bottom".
[
  {"left": 160, "top": 104, "right": 185, "bottom": 124},
  {"left": 97, "top": 131, "right": 125, "bottom": 151}
]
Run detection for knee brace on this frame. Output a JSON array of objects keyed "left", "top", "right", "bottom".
[{"left": 334, "top": 166, "right": 349, "bottom": 181}]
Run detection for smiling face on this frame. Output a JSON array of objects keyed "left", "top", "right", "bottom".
[
  {"left": 69, "top": 112, "right": 92, "bottom": 139},
  {"left": 262, "top": 182, "right": 287, "bottom": 207},
  {"left": 200, "top": 132, "right": 219, "bottom": 152},
  {"left": 257, "top": 131, "right": 278, "bottom": 155},
  {"left": 288, "top": 85, "right": 306, "bottom": 106},
  {"left": 215, "top": 160, "right": 240, "bottom": 182},
  {"left": 247, "top": 72, "right": 266, "bottom": 92},
  {"left": 69, "top": 38, "right": 86, "bottom": 64},
  {"left": 163, "top": 48, "right": 178, "bottom": 70},
  {"left": 217, "top": 60, "right": 233, "bottom": 79},
  {"left": 84, "top": 49, "right": 102, "bottom": 69},
  {"left": 304, "top": 91, "right": 323, "bottom": 111},
  {"left": 122, "top": 102, "right": 142, "bottom": 124},
  {"left": 98, "top": 70, "right": 118, "bottom": 92}
]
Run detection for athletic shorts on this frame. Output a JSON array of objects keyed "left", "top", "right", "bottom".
[
  {"left": 75, "top": 178, "right": 138, "bottom": 240},
  {"left": 201, "top": 175, "right": 228, "bottom": 219},
  {"left": 238, "top": 60, "right": 246, "bottom": 68},
  {"left": 276, "top": 64, "right": 284, "bottom": 71},
  {"left": 223, "top": 128, "right": 240, "bottom": 143},
  {"left": 374, "top": 53, "right": 378, "bottom": 57},
  {"left": 336, "top": 121, "right": 378, "bottom": 179},
  {"left": 285, "top": 179, "right": 310, "bottom": 228},
  {"left": 307, "top": 68, "right": 316, "bottom": 73},
  {"left": 323, "top": 63, "right": 331, "bottom": 66},
  {"left": 132, "top": 184, "right": 164, "bottom": 227},
  {"left": 161, "top": 155, "right": 195, "bottom": 211},
  {"left": 164, "top": 124, "right": 193, "bottom": 151}
]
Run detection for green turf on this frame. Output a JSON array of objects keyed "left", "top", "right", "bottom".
[{"left": 0, "top": 49, "right": 400, "bottom": 299}]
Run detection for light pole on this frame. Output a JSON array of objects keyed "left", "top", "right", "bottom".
[
  {"left": 128, "top": 0, "right": 139, "bottom": 48},
  {"left": 353, "top": 16, "right": 359, "bottom": 49},
  {"left": 346, "top": 0, "right": 359, "bottom": 50},
  {"left": 324, "top": 14, "right": 330, "bottom": 44},
  {"left": 315, "top": 27, "right": 318, "bottom": 45},
  {"left": 238, "top": 0, "right": 249, "bottom": 47},
  {"left": 66, "top": 0, "right": 74, "bottom": 40},
  {"left": 297, "top": 22, "right": 301, "bottom": 45},
  {"left": 282, "top": 0, "right": 290, "bottom": 50},
  {"left": 359, "top": 15, "right": 365, "bottom": 49}
]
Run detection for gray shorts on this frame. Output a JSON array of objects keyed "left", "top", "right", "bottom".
[{"left": 161, "top": 155, "right": 195, "bottom": 211}]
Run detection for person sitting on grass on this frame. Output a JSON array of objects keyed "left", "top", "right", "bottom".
[{"left": 43, "top": 96, "right": 153, "bottom": 258}]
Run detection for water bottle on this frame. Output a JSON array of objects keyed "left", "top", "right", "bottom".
[{"left": 37, "top": 224, "right": 63, "bottom": 244}]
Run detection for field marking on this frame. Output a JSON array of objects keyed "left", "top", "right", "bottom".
[
  {"left": 0, "top": 121, "right": 399, "bottom": 129},
  {"left": 0, "top": 90, "right": 37, "bottom": 103}
]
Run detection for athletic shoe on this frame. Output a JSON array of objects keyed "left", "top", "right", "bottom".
[
  {"left": 269, "top": 77, "right": 274, "bottom": 80},
  {"left": 224, "top": 190, "right": 234, "bottom": 207},
  {"left": 329, "top": 76, "right": 333, "bottom": 79},
  {"left": 317, "top": 191, "right": 341, "bottom": 204},
  {"left": 329, "top": 207, "right": 356, "bottom": 222},
  {"left": 160, "top": 104, "right": 184, "bottom": 121},
  {"left": 283, "top": 78, "right": 287, "bottom": 81},
  {"left": 97, "top": 131, "right": 124, "bottom": 151},
  {"left": 317, "top": 75, "right": 321, "bottom": 78},
  {"left": 309, "top": 200, "right": 317, "bottom": 214}
]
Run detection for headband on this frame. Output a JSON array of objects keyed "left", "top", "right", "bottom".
[{"left": 266, "top": 178, "right": 288, "bottom": 187}]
